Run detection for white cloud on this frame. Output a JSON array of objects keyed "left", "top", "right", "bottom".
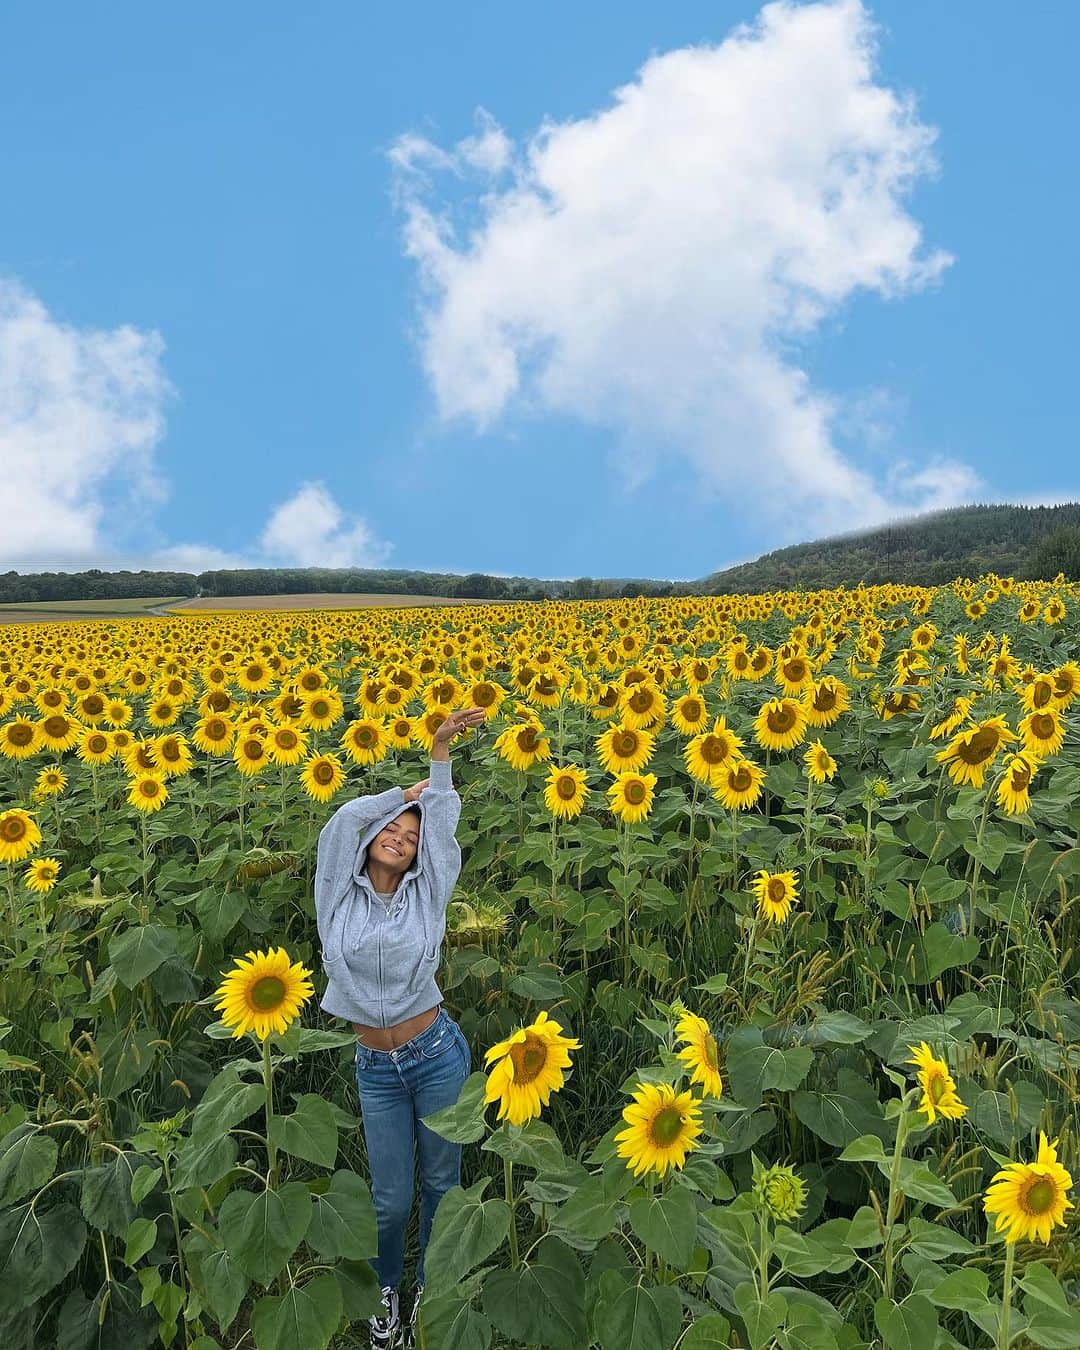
[
  {"left": 257, "top": 481, "right": 392, "bottom": 568},
  {"left": 0, "top": 278, "right": 172, "bottom": 569},
  {"left": 0, "top": 281, "right": 391, "bottom": 575},
  {"left": 392, "top": 0, "right": 974, "bottom": 535}
]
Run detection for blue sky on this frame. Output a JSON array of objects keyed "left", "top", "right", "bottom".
[{"left": 1, "top": 0, "right": 1076, "bottom": 582}]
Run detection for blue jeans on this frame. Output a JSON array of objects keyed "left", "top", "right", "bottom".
[{"left": 354, "top": 1006, "right": 471, "bottom": 1290}]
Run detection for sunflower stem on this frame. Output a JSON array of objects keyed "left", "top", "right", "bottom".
[
  {"left": 504, "top": 1155, "right": 519, "bottom": 1270},
  {"left": 882, "top": 1092, "right": 916, "bottom": 1303},
  {"left": 997, "top": 1240, "right": 1015, "bottom": 1350},
  {"left": 263, "top": 1035, "right": 278, "bottom": 1188}
]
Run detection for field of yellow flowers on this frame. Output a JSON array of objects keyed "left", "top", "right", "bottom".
[{"left": 1, "top": 576, "right": 1078, "bottom": 1349}]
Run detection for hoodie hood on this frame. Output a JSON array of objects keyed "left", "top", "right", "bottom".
[{"left": 353, "top": 797, "right": 428, "bottom": 896}]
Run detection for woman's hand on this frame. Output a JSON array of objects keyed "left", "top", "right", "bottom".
[
  {"left": 431, "top": 706, "right": 485, "bottom": 760},
  {"left": 403, "top": 778, "right": 429, "bottom": 803}
]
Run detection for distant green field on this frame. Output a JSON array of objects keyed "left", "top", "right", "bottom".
[{"left": 0, "top": 596, "right": 185, "bottom": 623}]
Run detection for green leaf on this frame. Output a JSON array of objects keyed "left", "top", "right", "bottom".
[
  {"left": 267, "top": 1094, "right": 338, "bottom": 1168},
  {"left": 333, "top": 1261, "right": 384, "bottom": 1321},
  {"left": 1020, "top": 1261, "right": 1070, "bottom": 1313},
  {"left": 423, "top": 1178, "right": 511, "bottom": 1296},
  {"left": 80, "top": 1151, "right": 149, "bottom": 1238},
  {"left": 0, "top": 1127, "right": 57, "bottom": 1206},
  {"left": 420, "top": 1286, "right": 493, "bottom": 1350},
  {"left": 599, "top": 1279, "right": 683, "bottom": 1350},
  {"left": 123, "top": 1216, "right": 158, "bottom": 1266},
  {"left": 844, "top": 1206, "right": 885, "bottom": 1249},
  {"left": 250, "top": 1273, "right": 343, "bottom": 1350},
  {"left": 0, "top": 1202, "right": 88, "bottom": 1314},
  {"left": 306, "top": 1170, "right": 377, "bottom": 1261},
  {"left": 194, "top": 888, "right": 247, "bottom": 942},
  {"left": 627, "top": 1185, "right": 697, "bottom": 1269},
  {"left": 109, "top": 924, "right": 178, "bottom": 987},
  {"left": 972, "top": 1082, "right": 1045, "bottom": 1146},
  {"left": 889, "top": 924, "right": 979, "bottom": 985},
  {"left": 420, "top": 1071, "right": 488, "bottom": 1144},
  {"left": 171, "top": 1129, "right": 238, "bottom": 1191},
  {"left": 482, "top": 1235, "right": 586, "bottom": 1349},
  {"left": 932, "top": 1268, "right": 989, "bottom": 1312},
  {"left": 184, "top": 1231, "right": 250, "bottom": 1332},
  {"left": 97, "top": 1024, "right": 158, "bottom": 1097},
  {"left": 792, "top": 1072, "right": 888, "bottom": 1147},
  {"left": 734, "top": 1285, "right": 788, "bottom": 1350},
  {"left": 803, "top": 1012, "right": 873, "bottom": 1045},
  {"left": 552, "top": 1160, "right": 636, "bottom": 1241},
  {"left": 191, "top": 1064, "right": 265, "bottom": 1140},
  {"left": 873, "top": 1294, "right": 939, "bottom": 1350},
  {"left": 217, "top": 1182, "right": 312, "bottom": 1288},
  {"left": 507, "top": 962, "right": 564, "bottom": 1001},
  {"left": 680, "top": 1313, "right": 733, "bottom": 1348},
  {"left": 726, "top": 1030, "right": 813, "bottom": 1108},
  {"left": 481, "top": 1119, "right": 568, "bottom": 1173},
  {"left": 130, "top": 1163, "right": 162, "bottom": 1205},
  {"left": 905, "top": 1217, "right": 975, "bottom": 1259},
  {"left": 838, "top": 1135, "right": 888, "bottom": 1163},
  {"left": 891, "top": 1158, "right": 956, "bottom": 1208}
]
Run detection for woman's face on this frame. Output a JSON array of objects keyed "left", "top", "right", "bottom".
[{"left": 367, "top": 811, "right": 420, "bottom": 875}]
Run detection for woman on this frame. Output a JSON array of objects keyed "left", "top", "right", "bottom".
[{"left": 314, "top": 706, "right": 485, "bottom": 1350}]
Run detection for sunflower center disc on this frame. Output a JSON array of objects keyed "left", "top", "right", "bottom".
[
  {"left": 651, "top": 1106, "right": 684, "bottom": 1147},
  {"left": 1032, "top": 715, "right": 1053, "bottom": 738},
  {"left": 767, "top": 879, "right": 787, "bottom": 903},
  {"left": 1023, "top": 1177, "right": 1056, "bottom": 1215},
  {"left": 557, "top": 778, "right": 577, "bottom": 800},
  {"left": 1, "top": 820, "right": 26, "bottom": 842},
  {"left": 250, "top": 976, "right": 286, "bottom": 1011},
  {"left": 625, "top": 782, "right": 645, "bottom": 806},
  {"left": 958, "top": 728, "right": 998, "bottom": 764},
  {"left": 511, "top": 1039, "right": 547, "bottom": 1084},
  {"left": 928, "top": 1073, "right": 946, "bottom": 1103},
  {"left": 705, "top": 1035, "right": 719, "bottom": 1069}
]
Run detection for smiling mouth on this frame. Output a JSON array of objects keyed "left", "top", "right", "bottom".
[{"left": 385, "top": 845, "right": 403, "bottom": 857}]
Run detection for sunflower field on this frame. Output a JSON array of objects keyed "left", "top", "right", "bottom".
[{"left": 1, "top": 575, "right": 1079, "bottom": 1350}]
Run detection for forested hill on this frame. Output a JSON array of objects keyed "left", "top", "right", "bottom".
[{"left": 700, "top": 503, "right": 1080, "bottom": 594}]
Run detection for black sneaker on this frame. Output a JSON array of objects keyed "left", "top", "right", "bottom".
[{"left": 369, "top": 1286, "right": 402, "bottom": 1349}]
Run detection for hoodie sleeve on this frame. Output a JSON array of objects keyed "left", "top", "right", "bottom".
[
  {"left": 421, "top": 757, "right": 462, "bottom": 910},
  {"left": 314, "top": 786, "right": 405, "bottom": 943}
]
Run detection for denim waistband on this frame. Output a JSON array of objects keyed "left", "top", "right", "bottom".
[{"left": 354, "top": 1005, "right": 450, "bottom": 1066}]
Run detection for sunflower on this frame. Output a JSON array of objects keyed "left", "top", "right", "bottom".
[
  {"left": 104, "top": 699, "right": 133, "bottom": 728},
  {"left": 1043, "top": 597, "right": 1066, "bottom": 625},
  {"left": 983, "top": 1132, "right": 1074, "bottom": 1245},
  {"left": 152, "top": 733, "right": 194, "bottom": 779},
  {"left": 0, "top": 717, "right": 41, "bottom": 759},
  {"left": 619, "top": 680, "right": 665, "bottom": 730},
  {"left": 1019, "top": 709, "right": 1064, "bottom": 759},
  {"left": 751, "top": 869, "right": 799, "bottom": 924},
  {"left": 37, "top": 713, "right": 82, "bottom": 753},
  {"left": 997, "top": 751, "right": 1038, "bottom": 816},
  {"left": 75, "top": 727, "right": 115, "bottom": 766},
  {"left": 32, "top": 766, "right": 67, "bottom": 798},
  {"left": 775, "top": 651, "right": 814, "bottom": 697},
  {"left": 127, "top": 773, "right": 169, "bottom": 814},
  {"left": 1051, "top": 662, "right": 1079, "bottom": 707},
  {"left": 192, "top": 715, "right": 236, "bottom": 756},
  {"left": 145, "top": 697, "right": 180, "bottom": 729},
  {"left": 341, "top": 718, "right": 388, "bottom": 766},
  {"left": 235, "top": 659, "right": 275, "bottom": 694},
  {"left": 386, "top": 717, "right": 414, "bottom": 751},
  {"left": 483, "top": 1010, "right": 581, "bottom": 1126},
  {"left": 233, "top": 733, "right": 271, "bottom": 778},
  {"left": 74, "top": 690, "right": 109, "bottom": 724},
  {"left": 607, "top": 771, "right": 657, "bottom": 824},
  {"left": 906, "top": 1042, "right": 967, "bottom": 1124},
  {"left": 0, "top": 808, "right": 43, "bottom": 863},
  {"left": 494, "top": 718, "right": 552, "bottom": 772},
  {"left": 467, "top": 680, "right": 505, "bottom": 718},
  {"left": 930, "top": 696, "right": 975, "bottom": 741},
  {"left": 673, "top": 1006, "right": 723, "bottom": 1099},
  {"left": 803, "top": 740, "right": 837, "bottom": 784},
  {"left": 267, "top": 724, "right": 309, "bottom": 766},
  {"left": 753, "top": 697, "right": 808, "bottom": 753},
  {"left": 713, "top": 756, "right": 766, "bottom": 811},
  {"left": 615, "top": 1081, "right": 704, "bottom": 1178},
  {"left": 1018, "top": 598, "right": 1042, "bottom": 624},
  {"left": 683, "top": 718, "right": 742, "bottom": 785},
  {"left": 595, "top": 722, "right": 655, "bottom": 774},
  {"left": 299, "top": 687, "right": 344, "bottom": 732},
  {"left": 936, "top": 716, "right": 1017, "bottom": 789},
  {"left": 752, "top": 1160, "right": 809, "bottom": 1222},
  {"left": 214, "top": 946, "right": 315, "bottom": 1040},
  {"left": 123, "top": 739, "right": 160, "bottom": 775},
  {"left": 671, "top": 693, "right": 709, "bottom": 736},
  {"left": 543, "top": 764, "right": 589, "bottom": 820},
  {"left": 33, "top": 687, "right": 68, "bottom": 717},
  {"left": 300, "top": 752, "right": 346, "bottom": 803},
  {"left": 24, "top": 857, "right": 61, "bottom": 893}
]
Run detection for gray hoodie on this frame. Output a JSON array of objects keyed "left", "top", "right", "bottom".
[{"left": 314, "top": 757, "right": 462, "bottom": 1028}]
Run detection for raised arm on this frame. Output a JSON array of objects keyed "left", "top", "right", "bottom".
[{"left": 421, "top": 707, "right": 483, "bottom": 908}]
